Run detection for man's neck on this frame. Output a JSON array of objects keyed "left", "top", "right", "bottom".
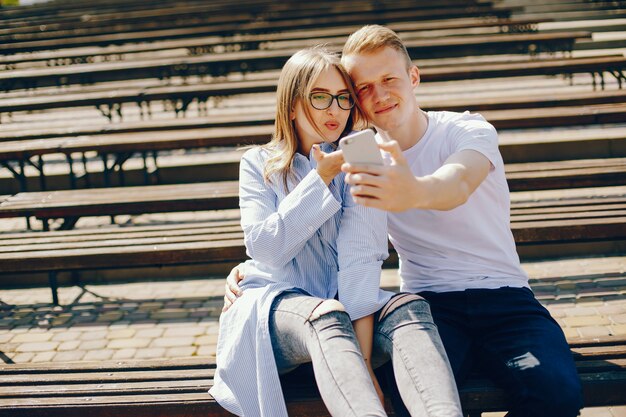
[{"left": 379, "top": 108, "right": 428, "bottom": 151}]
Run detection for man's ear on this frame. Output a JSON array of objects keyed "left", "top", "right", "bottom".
[{"left": 409, "top": 65, "right": 420, "bottom": 88}]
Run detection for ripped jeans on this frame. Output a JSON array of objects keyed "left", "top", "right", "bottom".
[{"left": 269, "top": 292, "right": 462, "bottom": 417}]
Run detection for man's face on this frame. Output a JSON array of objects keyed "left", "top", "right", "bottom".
[{"left": 343, "top": 47, "right": 419, "bottom": 133}]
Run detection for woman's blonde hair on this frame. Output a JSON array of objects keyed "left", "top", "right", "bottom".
[{"left": 263, "top": 46, "right": 364, "bottom": 190}]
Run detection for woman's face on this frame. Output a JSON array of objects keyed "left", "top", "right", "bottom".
[{"left": 293, "top": 67, "right": 353, "bottom": 155}]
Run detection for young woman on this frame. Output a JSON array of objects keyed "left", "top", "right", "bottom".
[{"left": 210, "top": 47, "right": 462, "bottom": 417}]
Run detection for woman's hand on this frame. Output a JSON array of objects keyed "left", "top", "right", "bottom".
[{"left": 312, "top": 144, "right": 344, "bottom": 185}]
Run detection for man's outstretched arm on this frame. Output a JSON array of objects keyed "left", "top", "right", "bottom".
[{"left": 342, "top": 141, "right": 490, "bottom": 212}]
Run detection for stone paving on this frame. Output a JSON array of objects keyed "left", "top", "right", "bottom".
[{"left": 1, "top": 255, "right": 625, "bottom": 415}]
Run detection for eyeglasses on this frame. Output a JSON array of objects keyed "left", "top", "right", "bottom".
[{"left": 309, "top": 92, "right": 355, "bottom": 111}]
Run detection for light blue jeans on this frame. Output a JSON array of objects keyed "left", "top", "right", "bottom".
[{"left": 269, "top": 292, "right": 462, "bottom": 417}]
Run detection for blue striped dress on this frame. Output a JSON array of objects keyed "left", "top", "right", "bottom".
[{"left": 210, "top": 142, "right": 393, "bottom": 416}]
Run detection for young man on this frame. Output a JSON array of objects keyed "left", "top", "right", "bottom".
[
  {"left": 338, "top": 25, "right": 582, "bottom": 417},
  {"left": 224, "top": 25, "right": 583, "bottom": 416}
]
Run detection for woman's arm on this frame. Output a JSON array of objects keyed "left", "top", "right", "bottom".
[{"left": 239, "top": 149, "right": 341, "bottom": 269}]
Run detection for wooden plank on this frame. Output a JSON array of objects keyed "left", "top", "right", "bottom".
[
  {"left": 4, "top": 103, "right": 625, "bottom": 142},
  {"left": 0, "top": 31, "right": 589, "bottom": 90},
  {"left": 0, "top": 18, "right": 548, "bottom": 67},
  {"left": 4, "top": 71, "right": 626, "bottom": 116},
  {"left": 0, "top": 4, "right": 511, "bottom": 55}
]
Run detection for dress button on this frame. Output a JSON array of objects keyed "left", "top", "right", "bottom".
[{"left": 308, "top": 226, "right": 314, "bottom": 232}]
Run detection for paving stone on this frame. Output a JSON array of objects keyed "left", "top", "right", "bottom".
[
  {"left": 166, "top": 346, "right": 197, "bottom": 358},
  {"left": 135, "top": 328, "right": 164, "bottom": 339},
  {"left": 84, "top": 349, "right": 115, "bottom": 361},
  {"left": 565, "top": 307, "right": 599, "bottom": 317},
  {"left": 31, "top": 351, "right": 56, "bottom": 363},
  {"left": 581, "top": 407, "right": 615, "bottom": 417},
  {"left": 120, "top": 302, "right": 140, "bottom": 310},
  {"left": 97, "top": 311, "right": 124, "bottom": 322},
  {"left": 196, "top": 345, "right": 217, "bottom": 357},
  {"left": 138, "top": 302, "right": 163, "bottom": 311},
  {"left": 125, "top": 312, "right": 150, "bottom": 321},
  {"left": 135, "top": 348, "right": 166, "bottom": 359},
  {"left": 107, "top": 338, "right": 152, "bottom": 349},
  {"left": 51, "top": 331, "right": 82, "bottom": 342},
  {"left": 79, "top": 339, "right": 108, "bottom": 350},
  {"left": 164, "top": 301, "right": 183, "bottom": 308},
  {"left": 596, "top": 278, "right": 626, "bottom": 287},
  {"left": 16, "top": 342, "right": 59, "bottom": 353},
  {"left": 609, "top": 405, "right": 626, "bottom": 417},
  {"left": 108, "top": 322, "right": 130, "bottom": 330},
  {"left": 80, "top": 329, "right": 108, "bottom": 341},
  {"left": 112, "top": 348, "right": 137, "bottom": 360},
  {"left": 150, "top": 309, "right": 189, "bottom": 320},
  {"left": 597, "top": 305, "right": 625, "bottom": 315},
  {"left": 51, "top": 316, "right": 72, "bottom": 326},
  {"left": 57, "top": 340, "right": 81, "bottom": 351},
  {"left": 0, "top": 333, "right": 13, "bottom": 343},
  {"left": 577, "top": 326, "right": 611, "bottom": 338},
  {"left": 563, "top": 316, "right": 610, "bottom": 328},
  {"left": 10, "top": 352, "right": 34, "bottom": 363},
  {"left": 107, "top": 328, "right": 136, "bottom": 339},
  {"left": 610, "top": 314, "right": 626, "bottom": 324},
  {"left": 52, "top": 350, "right": 87, "bottom": 362},
  {"left": 151, "top": 337, "right": 195, "bottom": 348},
  {"left": 562, "top": 327, "right": 580, "bottom": 339},
  {"left": 610, "top": 324, "right": 626, "bottom": 335},
  {"left": 163, "top": 327, "right": 204, "bottom": 338}
]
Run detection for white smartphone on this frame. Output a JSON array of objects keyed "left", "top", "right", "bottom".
[{"left": 339, "top": 129, "right": 383, "bottom": 166}]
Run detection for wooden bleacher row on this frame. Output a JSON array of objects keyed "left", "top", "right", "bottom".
[
  {"left": 4, "top": 101, "right": 626, "bottom": 143},
  {"left": 0, "top": 0, "right": 498, "bottom": 37},
  {"left": 0, "top": 18, "right": 547, "bottom": 69},
  {"left": 0, "top": 335, "right": 624, "bottom": 416},
  {"left": 2, "top": 56, "right": 625, "bottom": 123},
  {"left": 0, "top": 182, "right": 624, "bottom": 303},
  {"left": 1, "top": 92, "right": 625, "bottom": 192},
  {"left": 0, "top": 31, "right": 592, "bottom": 91},
  {"left": 0, "top": 1, "right": 511, "bottom": 47}
]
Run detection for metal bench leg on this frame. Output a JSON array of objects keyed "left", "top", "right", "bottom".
[
  {"left": 66, "top": 154, "right": 76, "bottom": 189},
  {"left": 49, "top": 272, "right": 59, "bottom": 306},
  {"left": 82, "top": 153, "right": 91, "bottom": 188}
]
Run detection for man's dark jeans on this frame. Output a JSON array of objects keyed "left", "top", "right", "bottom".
[{"left": 388, "top": 286, "right": 583, "bottom": 417}]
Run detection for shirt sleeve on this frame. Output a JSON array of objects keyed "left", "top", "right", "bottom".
[
  {"left": 449, "top": 111, "right": 502, "bottom": 172},
  {"left": 336, "top": 177, "right": 390, "bottom": 320},
  {"left": 239, "top": 148, "right": 342, "bottom": 269}
]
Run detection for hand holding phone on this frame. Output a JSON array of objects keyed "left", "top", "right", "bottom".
[{"left": 339, "top": 129, "right": 383, "bottom": 166}]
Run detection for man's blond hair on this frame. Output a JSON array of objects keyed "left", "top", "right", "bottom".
[{"left": 342, "top": 25, "right": 412, "bottom": 70}]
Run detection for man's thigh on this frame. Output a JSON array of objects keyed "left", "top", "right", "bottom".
[
  {"left": 472, "top": 287, "right": 582, "bottom": 415},
  {"left": 419, "top": 290, "right": 475, "bottom": 384}
]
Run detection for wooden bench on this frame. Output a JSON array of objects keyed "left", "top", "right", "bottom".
[
  {"left": 4, "top": 102, "right": 626, "bottom": 142},
  {"left": 0, "top": 0, "right": 503, "bottom": 39},
  {"left": 0, "top": 335, "right": 624, "bottom": 416},
  {"left": 0, "top": 3, "right": 511, "bottom": 55},
  {"left": 0, "top": 17, "right": 548, "bottom": 68},
  {"left": 2, "top": 58, "right": 625, "bottom": 122},
  {"left": 0, "top": 184, "right": 624, "bottom": 303},
  {"left": 0, "top": 31, "right": 591, "bottom": 91}
]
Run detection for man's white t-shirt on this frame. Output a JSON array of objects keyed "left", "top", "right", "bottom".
[{"left": 384, "top": 110, "right": 529, "bottom": 293}]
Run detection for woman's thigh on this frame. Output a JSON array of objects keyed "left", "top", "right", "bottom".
[{"left": 269, "top": 292, "right": 347, "bottom": 373}]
